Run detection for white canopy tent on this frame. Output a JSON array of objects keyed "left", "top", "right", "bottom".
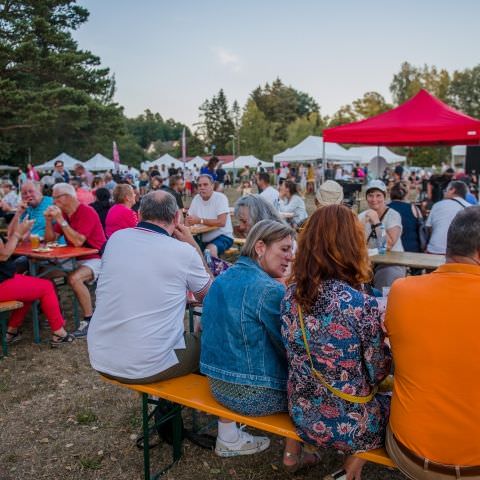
[
  {"left": 36, "top": 152, "right": 82, "bottom": 171},
  {"left": 84, "top": 153, "right": 114, "bottom": 172},
  {"left": 348, "top": 146, "right": 406, "bottom": 178},
  {"left": 273, "top": 136, "right": 361, "bottom": 164},
  {"left": 147, "top": 154, "right": 185, "bottom": 170},
  {"left": 223, "top": 155, "right": 274, "bottom": 170},
  {"left": 188, "top": 156, "right": 206, "bottom": 166}
]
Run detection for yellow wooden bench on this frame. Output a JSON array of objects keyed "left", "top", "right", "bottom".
[
  {"left": 0, "top": 300, "right": 24, "bottom": 357},
  {"left": 102, "top": 373, "right": 395, "bottom": 479}
]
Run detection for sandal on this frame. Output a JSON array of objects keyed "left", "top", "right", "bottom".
[
  {"left": 50, "top": 333, "right": 75, "bottom": 348},
  {"left": 6, "top": 330, "right": 22, "bottom": 345},
  {"left": 283, "top": 448, "right": 322, "bottom": 473}
]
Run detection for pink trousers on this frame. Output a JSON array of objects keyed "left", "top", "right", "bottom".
[{"left": 0, "top": 274, "right": 65, "bottom": 331}]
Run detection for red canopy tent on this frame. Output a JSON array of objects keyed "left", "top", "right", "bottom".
[{"left": 323, "top": 89, "right": 480, "bottom": 146}]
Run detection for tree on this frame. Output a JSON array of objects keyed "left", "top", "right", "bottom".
[
  {"left": 286, "top": 112, "right": 325, "bottom": 147},
  {"left": 352, "top": 91, "right": 392, "bottom": 119},
  {"left": 0, "top": 0, "right": 125, "bottom": 164},
  {"left": 238, "top": 100, "right": 278, "bottom": 160},
  {"left": 327, "top": 104, "right": 358, "bottom": 127},
  {"left": 197, "top": 89, "right": 235, "bottom": 154},
  {"left": 449, "top": 65, "right": 480, "bottom": 119}
]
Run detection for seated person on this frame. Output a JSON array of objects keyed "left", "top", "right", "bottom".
[
  {"left": 0, "top": 218, "right": 74, "bottom": 347},
  {"left": 282, "top": 205, "right": 391, "bottom": 480},
  {"left": 0, "top": 181, "right": 19, "bottom": 223},
  {"left": 7, "top": 181, "right": 53, "bottom": 240},
  {"left": 89, "top": 187, "right": 111, "bottom": 232},
  {"left": 201, "top": 220, "right": 320, "bottom": 470},
  {"left": 88, "top": 191, "right": 211, "bottom": 383},
  {"left": 314, "top": 180, "right": 344, "bottom": 208},
  {"left": 234, "top": 194, "right": 284, "bottom": 237},
  {"left": 185, "top": 174, "right": 233, "bottom": 256},
  {"left": 105, "top": 184, "right": 138, "bottom": 238},
  {"left": 278, "top": 180, "right": 308, "bottom": 227},
  {"left": 44, "top": 183, "right": 106, "bottom": 338},
  {"left": 358, "top": 180, "right": 405, "bottom": 289},
  {"left": 385, "top": 206, "right": 480, "bottom": 480}
]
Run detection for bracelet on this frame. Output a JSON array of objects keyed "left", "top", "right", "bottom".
[{"left": 372, "top": 222, "right": 382, "bottom": 229}]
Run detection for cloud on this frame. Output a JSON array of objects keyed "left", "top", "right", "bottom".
[{"left": 213, "top": 47, "right": 242, "bottom": 72}]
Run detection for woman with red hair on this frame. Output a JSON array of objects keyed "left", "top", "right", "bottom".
[{"left": 281, "top": 205, "right": 391, "bottom": 480}]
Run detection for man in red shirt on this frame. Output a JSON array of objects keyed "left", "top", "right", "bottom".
[{"left": 44, "top": 183, "right": 106, "bottom": 338}]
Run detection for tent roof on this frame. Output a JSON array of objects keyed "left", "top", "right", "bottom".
[
  {"left": 223, "top": 155, "right": 273, "bottom": 169},
  {"left": 36, "top": 152, "right": 82, "bottom": 171},
  {"left": 273, "top": 136, "right": 361, "bottom": 163},
  {"left": 323, "top": 89, "right": 480, "bottom": 146},
  {"left": 84, "top": 153, "right": 114, "bottom": 171},
  {"left": 348, "top": 146, "right": 406, "bottom": 165},
  {"left": 149, "top": 154, "right": 185, "bottom": 169}
]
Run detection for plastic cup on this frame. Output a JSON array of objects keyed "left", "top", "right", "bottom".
[{"left": 30, "top": 234, "right": 40, "bottom": 249}]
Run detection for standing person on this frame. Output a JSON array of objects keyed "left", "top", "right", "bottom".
[
  {"left": 0, "top": 217, "right": 75, "bottom": 347},
  {"left": 88, "top": 191, "right": 211, "bottom": 383},
  {"left": 200, "top": 157, "right": 219, "bottom": 180},
  {"left": 89, "top": 188, "right": 111, "bottom": 232},
  {"left": 257, "top": 172, "right": 279, "bottom": 208},
  {"left": 385, "top": 206, "right": 480, "bottom": 479},
  {"left": 426, "top": 180, "right": 470, "bottom": 254},
  {"left": 215, "top": 162, "right": 226, "bottom": 188},
  {"left": 388, "top": 182, "right": 423, "bottom": 253},
  {"left": 427, "top": 167, "right": 455, "bottom": 204},
  {"left": 70, "top": 178, "right": 94, "bottom": 205},
  {"left": 282, "top": 205, "right": 391, "bottom": 480},
  {"left": 52, "top": 160, "right": 70, "bottom": 183},
  {"left": 358, "top": 180, "right": 405, "bottom": 289},
  {"left": 278, "top": 180, "right": 308, "bottom": 227},
  {"left": 185, "top": 174, "right": 233, "bottom": 256},
  {"left": 17, "top": 168, "right": 27, "bottom": 187},
  {"left": 44, "top": 183, "right": 106, "bottom": 338},
  {"left": 161, "top": 175, "right": 185, "bottom": 209},
  {"left": 26, "top": 163, "right": 40, "bottom": 181},
  {"left": 306, "top": 164, "right": 315, "bottom": 194},
  {"left": 105, "top": 184, "right": 138, "bottom": 238},
  {"left": 201, "top": 221, "right": 320, "bottom": 469},
  {"left": 74, "top": 163, "right": 94, "bottom": 188}
]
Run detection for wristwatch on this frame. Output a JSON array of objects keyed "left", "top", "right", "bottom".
[{"left": 60, "top": 220, "right": 68, "bottom": 228}]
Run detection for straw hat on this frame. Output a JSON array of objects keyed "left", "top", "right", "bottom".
[{"left": 316, "top": 180, "right": 344, "bottom": 207}]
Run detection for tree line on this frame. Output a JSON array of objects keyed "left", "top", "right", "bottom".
[{"left": 1, "top": 1, "right": 479, "bottom": 168}]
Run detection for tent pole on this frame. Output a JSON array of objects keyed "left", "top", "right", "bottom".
[{"left": 321, "top": 141, "right": 326, "bottom": 184}]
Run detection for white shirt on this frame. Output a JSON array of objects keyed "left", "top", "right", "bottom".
[
  {"left": 259, "top": 186, "right": 280, "bottom": 209},
  {"left": 358, "top": 208, "right": 404, "bottom": 252},
  {"left": 87, "top": 224, "right": 210, "bottom": 380},
  {"left": 188, "top": 191, "right": 233, "bottom": 242},
  {"left": 426, "top": 197, "right": 470, "bottom": 254}
]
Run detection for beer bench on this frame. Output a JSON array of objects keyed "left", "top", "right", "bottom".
[
  {"left": 102, "top": 373, "right": 395, "bottom": 480},
  {"left": 0, "top": 300, "right": 24, "bottom": 357}
]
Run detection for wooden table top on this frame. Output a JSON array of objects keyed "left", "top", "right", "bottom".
[
  {"left": 370, "top": 251, "right": 445, "bottom": 270},
  {"left": 14, "top": 245, "right": 99, "bottom": 260},
  {"left": 189, "top": 225, "right": 218, "bottom": 235}
]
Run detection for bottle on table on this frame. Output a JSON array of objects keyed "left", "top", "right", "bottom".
[{"left": 377, "top": 224, "right": 387, "bottom": 255}]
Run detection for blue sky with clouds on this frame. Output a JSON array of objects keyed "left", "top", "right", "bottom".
[{"left": 74, "top": 0, "right": 480, "bottom": 128}]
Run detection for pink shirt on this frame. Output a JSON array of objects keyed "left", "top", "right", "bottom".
[
  {"left": 105, "top": 204, "right": 138, "bottom": 238},
  {"left": 76, "top": 188, "right": 95, "bottom": 205}
]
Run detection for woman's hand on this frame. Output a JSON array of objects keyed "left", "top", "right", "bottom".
[
  {"left": 364, "top": 209, "right": 380, "bottom": 225},
  {"left": 15, "top": 217, "right": 35, "bottom": 238}
]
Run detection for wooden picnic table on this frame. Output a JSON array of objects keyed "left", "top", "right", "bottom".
[
  {"left": 13, "top": 244, "right": 98, "bottom": 343},
  {"left": 189, "top": 225, "right": 218, "bottom": 235},
  {"left": 370, "top": 251, "right": 445, "bottom": 270}
]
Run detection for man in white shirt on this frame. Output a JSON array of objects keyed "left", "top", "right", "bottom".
[
  {"left": 257, "top": 172, "right": 279, "bottom": 209},
  {"left": 426, "top": 181, "right": 470, "bottom": 254},
  {"left": 87, "top": 190, "right": 211, "bottom": 383},
  {"left": 185, "top": 174, "right": 234, "bottom": 256}
]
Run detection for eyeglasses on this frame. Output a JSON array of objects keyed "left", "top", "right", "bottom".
[{"left": 52, "top": 193, "right": 68, "bottom": 200}]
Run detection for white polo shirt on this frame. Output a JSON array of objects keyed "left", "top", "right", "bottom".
[
  {"left": 87, "top": 222, "right": 210, "bottom": 380},
  {"left": 260, "top": 186, "right": 280, "bottom": 209},
  {"left": 188, "top": 191, "right": 233, "bottom": 242},
  {"left": 426, "top": 197, "right": 470, "bottom": 254}
]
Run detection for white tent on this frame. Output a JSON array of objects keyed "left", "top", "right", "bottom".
[
  {"left": 188, "top": 156, "right": 206, "bottom": 166},
  {"left": 148, "top": 154, "right": 185, "bottom": 170},
  {"left": 273, "top": 136, "right": 361, "bottom": 164},
  {"left": 224, "top": 155, "right": 273, "bottom": 170},
  {"left": 84, "top": 153, "right": 114, "bottom": 172},
  {"left": 36, "top": 152, "right": 82, "bottom": 171},
  {"left": 348, "top": 147, "right": 406, "bottom": 178}
]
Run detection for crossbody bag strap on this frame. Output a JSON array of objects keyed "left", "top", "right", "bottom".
[
  {"left": 449, "top": 198, "right": 467, "bottom": 209},
  {"left": 298, "top": 305, "right": 377, "bottom": 404}
]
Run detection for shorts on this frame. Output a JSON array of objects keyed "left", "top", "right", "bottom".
[
  {"left": 61, "top": 258, "right": 102, "bottom": 282},
  {"left": 207, "top": 235, "right": 233, "bottom": 255}
]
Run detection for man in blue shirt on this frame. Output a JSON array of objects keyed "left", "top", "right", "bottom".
[{"left": 8, "top": 181, "right": 53, "bottom": 240}]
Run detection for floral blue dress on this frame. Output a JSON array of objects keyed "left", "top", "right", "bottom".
[{"left": 281, "top": 280, "right": 391, "bottom": 454}]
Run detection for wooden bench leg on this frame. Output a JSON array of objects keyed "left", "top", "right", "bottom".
[{"left": 141, "top": 394, "right": 183, "bottom": 480}]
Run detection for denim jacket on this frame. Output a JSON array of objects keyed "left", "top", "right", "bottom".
[{"left": 200, "top": 256, "right": 287, "bottom": 390}]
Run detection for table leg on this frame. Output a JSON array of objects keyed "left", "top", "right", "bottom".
[
  {"left": 0, "top": 313, "right": 8, "bottom": 357},
  {"left": 142, "top": 393, "right": 151, "bottom": 480},
  {"left": 71, "top": 259, "right": 80, "bottom": 329},
  {"left": 29, "top": 260, "right": 41, "bottom": 344}
]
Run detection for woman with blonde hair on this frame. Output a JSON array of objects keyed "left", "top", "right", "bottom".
[
  {"left": 105, "top": 183, "right": 138, "bottom": 238},
  {"left": 282, "top": 205, "right": 391, "bottom": 480}
]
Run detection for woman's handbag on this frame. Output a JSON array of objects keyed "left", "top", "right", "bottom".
[{"left": 298, "top": 306, "right": 378, "bottom": 404}]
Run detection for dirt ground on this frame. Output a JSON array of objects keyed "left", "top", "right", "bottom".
[{"left": 0, "top": 187, "right": 404, "bottom": 480}]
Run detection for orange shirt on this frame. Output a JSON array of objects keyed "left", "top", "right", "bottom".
[{"left": 385, "top": 263, "right": 480, "bottom": 466}]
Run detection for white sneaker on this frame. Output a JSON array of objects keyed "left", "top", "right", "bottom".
[{"left": 215, "top": 426, "right": 270, "bottom": 457}]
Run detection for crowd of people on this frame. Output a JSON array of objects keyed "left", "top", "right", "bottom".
[{"left": 1, "top": 156, "right": 479, "bottom": 480}]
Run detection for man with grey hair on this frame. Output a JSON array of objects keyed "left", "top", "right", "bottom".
[
  {"left": 87, "top": 190, "right": 212, "bottom": 383},
  {"left": 44, "top": 183, "right": 106, "bottom": 337},
  {"left": 185, "top": 173, "right": 233, "bottom": 256},
  {"left": 385, "top": 206, "right": 480, "bottom": 479},
  {"left": 426, "top": 180, "right": 470, "bottom": 254}
]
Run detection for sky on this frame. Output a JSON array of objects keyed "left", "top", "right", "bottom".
[{"left": 74, "top": 0, "right": 480, "bottom": 129}]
